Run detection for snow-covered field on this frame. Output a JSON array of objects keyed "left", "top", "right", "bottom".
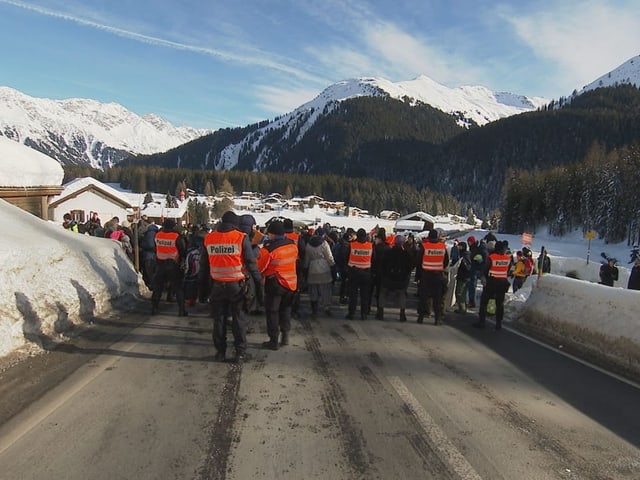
[{"left": 1, "top": 200, "right": 638, "bottom": 375}]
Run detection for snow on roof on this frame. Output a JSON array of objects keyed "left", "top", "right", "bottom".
[
  {"left": 0, "top": 135, "right": 64, "bottom": 187},
  {"left": 139, "top": 200, "right": 188, "bottom": 219},
  {"left": 51, "top": 177, "right": 133, "bottom": 207}
]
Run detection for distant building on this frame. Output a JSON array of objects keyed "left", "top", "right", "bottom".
[
  {"left": 48, "top": 177, "right": 135, "bottom": 225},
  {"left": 379, "top": 210, "right": 401, "bottom": 220},
  {"left": 394, "top": 211, "right": 436, "bottom": 233}
]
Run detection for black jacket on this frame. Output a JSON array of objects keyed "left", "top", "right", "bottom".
[
  {"left": 381, "top": 246, "right": 413, "bottom": 290},
  {"left": 628, "top": 265, "right": 640, "bottom": 290}
]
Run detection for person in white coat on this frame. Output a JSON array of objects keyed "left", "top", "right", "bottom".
[{"left": 303, "top": 228, "right": 335, "bottom": 318}]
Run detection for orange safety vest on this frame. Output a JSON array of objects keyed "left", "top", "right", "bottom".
[
  {"left": 204, "top": 229, "right": 246, "bottom": 282},
  {"left": 488, "top": 252, "right": 511, "bottom": 279},
  {"left": 260, "top": 242, "right": 298, "bottom": 291},
  {"left": 421, "top": 241, "right": 446, "bottom": 271},
  {"left": 155, "top": 231, "right": 180, "bottom": 261},
  {"left": 348, "top": 241, "right": 373, "bottom": 269},
  {"left": 285, "top": 231, "right": 300, "bottom": 258}
]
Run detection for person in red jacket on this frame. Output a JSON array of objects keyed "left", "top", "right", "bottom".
[
  {"left": 151, "top": 218, "right": 188, "bottom": 316},
  {"left": 473, "top": 240, "right": 511, "bottom": 330},
  {"left": 257, "top": 220, "right": 298, "bottom": 350}
]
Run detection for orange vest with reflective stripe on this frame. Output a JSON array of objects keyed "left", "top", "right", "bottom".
[
  {"left": 204, "top": 230, "right": 246, "bottom": 282},
  {"left": 155, "top": 231, "right": 179, "bottom": 261},
  {"left": 488, "top": 253, "right": 511, "bottom": 279},
  {"left": 261, "top": 242, "right": 298, "bottom": 291},
  {"left": 285, "top": 231, "right": 300, "bottom": 258},
  {"left": 421, "top": 241, "right": 446, "bottom": 271},
  {"left": 348, "top": 241, "right": 373, "bottom": 269}
]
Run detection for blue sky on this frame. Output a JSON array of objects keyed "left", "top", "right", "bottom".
[{"left": 1, "top": 0, "right": 639, "bottom": 130}]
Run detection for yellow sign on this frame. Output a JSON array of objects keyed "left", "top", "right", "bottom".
[{"left": 585, "top": 231, "right": 596, "bottom": 239}]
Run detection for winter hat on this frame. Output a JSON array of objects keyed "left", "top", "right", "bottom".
[
  {"left": 283, "top": 218, "right": 294, "bottom": 232},
  {"left": 494, "top": 241, "right": 506, "bottom": 254},
  {"left": 238, "top": 214, "right": 256, "bottom": 235},
  {"left": 356, "top": 228, "right": 367, "bottom": 241},
  {"left": 516, "top": 250, "right": 523, "bottom": 257},
  {"left": 315, "top": 227, "right": 325, "bottom": 237},
  {"left": 163, "top": 218, "right": 176, "bottom": 230},
  {"left": 457, "top": 241, "right": 467, "bottom": 251},
  {"left": 267, "top": 220, "right": 285, "bottom": 236},
  {"left": 221, "top": 211, "right": 240, "bottom": 226},
  {"left": 394, "top": 235, "right": 406, "bottom": 246},
  {"left": 468, "top": 235, "right": 476, "bottom": 245},
  {"left": 428, "top": 229, "right": 439, "bottom": 240}
]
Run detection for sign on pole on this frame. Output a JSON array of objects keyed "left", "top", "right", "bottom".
[{"left": 585, "top": 231, "right": 596, "bottom": 264}]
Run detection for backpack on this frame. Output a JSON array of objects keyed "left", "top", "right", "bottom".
[
  {"left": 184, "top": 248, "right": 201, "bottom": 278},
  {"left": 523, "top": 257, "right": 535, "bottom": 276}
]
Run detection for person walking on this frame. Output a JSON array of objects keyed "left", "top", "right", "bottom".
[
  {"left": 203, "top": 211, "right": 262, "bottom": 363},
  {"left": 599, "top": 258, "right": 619, "bottom": 287},
  {"left": 452, "top": 241, "right": 472, "bottom": 314},
  {"left": 416, "top": 229, "right": 449, "bottom": 325},
  {"left": 303, "top": 229, "right": 335, "bottom": 318},
  {"left": 151, "top": 218, "right": 188, "bottom": 316},
  {"left": 473, "top": 241, "right": 511, "bottom": 330},
  {"left": 345, "top": 228, "right": 374, "bottom": 320},
  {"left": 628, "top": 257, "right": 640, "bottom": 290},
  {"left": 466, "top": 236, "right": 486, "bottom": 308},
  {"left": 378, "top": 235, "right": 413, "bottom": 321},
  {"left": 258, "top": 220, "right": 298, "bottom": 350}
]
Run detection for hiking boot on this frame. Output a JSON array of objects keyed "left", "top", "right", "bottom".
[
  {"left": 417, "top": 315, "right": 424, "bottom": 324},
  {"left": 399, "top": 309, "right": 407, "bottom": 322},
  {"left": 214, "top": 351, "right": 226, "bottom": 362},
  {"left": 280, "top": 332, "right": 290, "bottom": 346},
  {"left": 375, "top": 307, "right": 384, "bottom": 321},
  {"left": 232, "top": 351, "right": 249, "bottom": 364},
  {"left": 262, "top": 340, "right": 279, "bottom": 351}
]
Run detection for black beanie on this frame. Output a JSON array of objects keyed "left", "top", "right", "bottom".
[
  {"left": 221, "top": 211, "right": 239, "bottom": 226},
  {"left": 267, "top": 220, "right": 285, "bottom": 235}
]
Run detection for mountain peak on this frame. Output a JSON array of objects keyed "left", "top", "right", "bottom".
[
  {"left": 579, "top": 54, "right": 640, "bottom": 94},
  {"left": 0, "top": 87, "right": 211, "bottom": 169}
]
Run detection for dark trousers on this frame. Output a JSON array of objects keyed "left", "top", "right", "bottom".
[
  {"left": 210, "top": 280, "right": 247, "bottom": 354},
  {"left": 264, "top": 277, "right": 295, "bottom": 341},
  {"left": 348, "top": 267, "right": 371, "bottom": 317},
  {"left": 479, "top": 277, "right": 510, "bottom": 326},
  {"left": 418, "top": 271, "right": 445, "bottom": 321},
  {"left": 151, "top": 260, "right": 185, "bottom": 312}
]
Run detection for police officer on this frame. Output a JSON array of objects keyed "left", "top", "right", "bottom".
[
  {"left": 257, "top": 220, "right": 298, "bottom": 350},
  {"left": 417, "top": 229, "right": 449, "bottom": 325},
  {"left": 345, "top": 228, "right": 374, "bottom": 320},
  {"left": 151, "top": 218, "right": 188, "bottom": 316},
  {"left": 204, "top": 211, "right": 262, "bottom": 363},
  {"left": 473, "top": 240, "right": 511, "bottom": 330}
]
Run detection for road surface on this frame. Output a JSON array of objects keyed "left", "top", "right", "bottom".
[{"left": 0, "top": 296, "right": 639, "bottom": 479}]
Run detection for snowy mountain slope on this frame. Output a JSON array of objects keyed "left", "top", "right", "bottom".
[
  {"left": 215, "top": 76, "right": 548, "bottom": 170},
  {"left": 579, "top": 55, "right": 640, "bottom": 94},
  {"left": 0, "top": 87, "right": 211, "bottom": 169}
]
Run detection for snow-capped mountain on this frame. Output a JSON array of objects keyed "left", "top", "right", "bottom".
[
  {"left": 216, "top": 75, "right": 548, "bottom": 170},
  {"left": 579, "top": 55, "right": 640, "bottom": 94},
  {"left": 0, "top": 87, "right": 211, "bottom": 169}
]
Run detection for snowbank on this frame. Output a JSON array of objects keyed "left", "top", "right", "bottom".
[
  {"left": 518, "top": 274, "right": 640, "bottom": 378},
  {"left": 0, "top": 200, "right": 146, "bottom": 357}
]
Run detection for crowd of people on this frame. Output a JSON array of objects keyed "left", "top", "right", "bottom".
[{"left": 62, "top": 210, "right": 640, "bottom": 362}]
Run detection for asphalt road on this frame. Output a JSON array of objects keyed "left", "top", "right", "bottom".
[{"left": 0, "top": 294, "right": 639, "bottom": 480}]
